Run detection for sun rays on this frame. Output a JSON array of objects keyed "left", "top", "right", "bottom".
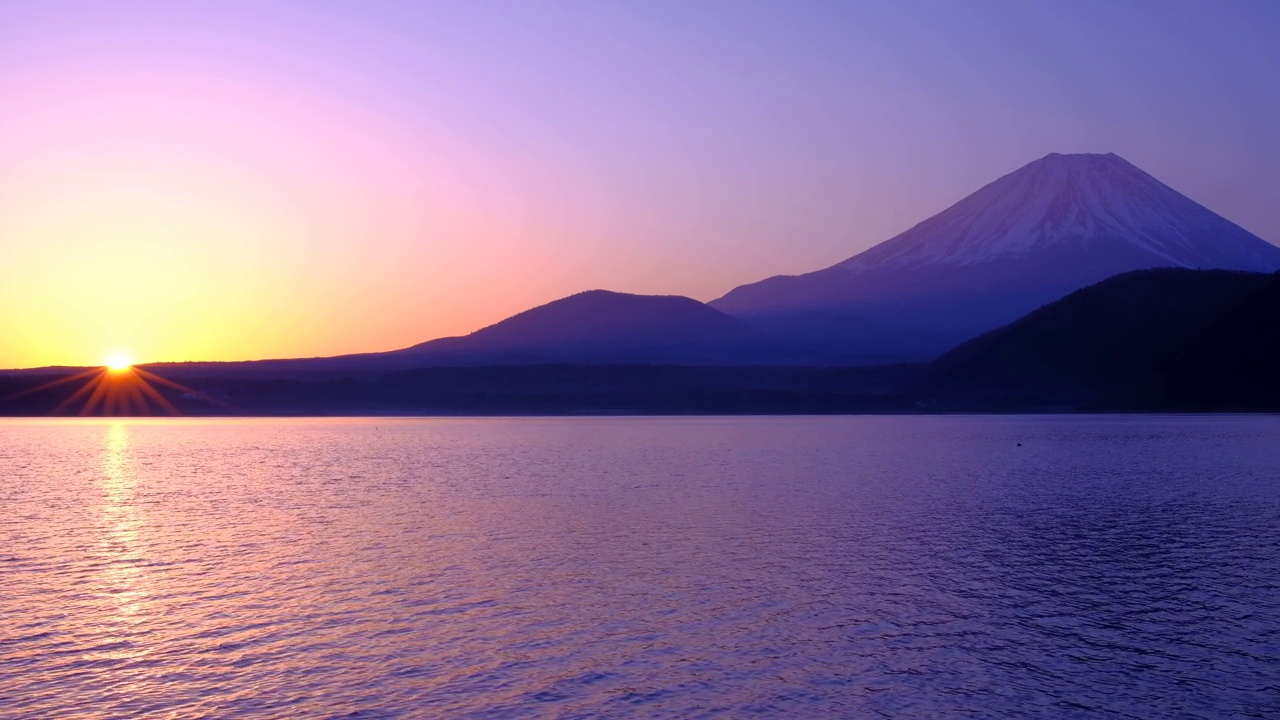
[
  {"left": 51, "top": 366, "right": 182, "bottom": 416},
  {"left": 3, "top": 364, "right": 226, "bottom": 416}
]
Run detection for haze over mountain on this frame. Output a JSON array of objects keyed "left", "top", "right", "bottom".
[
  {"left": 712, "top": 153, "right": 1280, "bottom": 359},
  {"left": 130, "top": 290, "right": 804, "bottom": 377}
]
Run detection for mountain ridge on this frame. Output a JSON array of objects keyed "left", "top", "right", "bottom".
[
  {"left": 6, "top": 269, "right": 1278, "bottom": 414},
  {"left": 128, "top": 289, "right": 819, "bottom": 377}
]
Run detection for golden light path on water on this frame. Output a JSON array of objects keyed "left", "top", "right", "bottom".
[{"left": 94, "top": 422, "right": 153, "bottom": 683}]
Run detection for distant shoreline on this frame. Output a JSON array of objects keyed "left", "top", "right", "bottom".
[{"left": 3, "top": 358, "right": 1276, "bottom": 416}]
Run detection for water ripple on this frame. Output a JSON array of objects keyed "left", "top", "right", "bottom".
[{"left": 1, "top": 416, "right": 1278, "bottom": 718}]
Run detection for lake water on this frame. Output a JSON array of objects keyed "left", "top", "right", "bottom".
[{"left": 1, "top": 416, "right": 1277, "bottom": 718}]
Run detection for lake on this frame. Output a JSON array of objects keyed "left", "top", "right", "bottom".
[{"left": 1, "top": 416, "right": 1277, "bottom": 718}]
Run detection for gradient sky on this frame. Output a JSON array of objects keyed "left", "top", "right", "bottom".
[{"left": 2, "top": 0, "right": 1278, "bottom": 368}]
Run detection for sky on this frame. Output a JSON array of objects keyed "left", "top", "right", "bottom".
[{"left": 2, "top": 0, "right": 1278, "bottom": 368}]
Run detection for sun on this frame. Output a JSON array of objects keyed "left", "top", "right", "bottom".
[{"left": 104, "top": 354, "right": 133, "bottom": 373}]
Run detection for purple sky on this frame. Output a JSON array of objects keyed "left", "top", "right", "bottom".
[{"left": 2, "top": 0, "right": 1277, "bottom": 366}]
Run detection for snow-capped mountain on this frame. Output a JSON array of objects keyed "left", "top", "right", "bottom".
[
  {"left": 837, "top": 153, "right": 1278, "bottom": 272},
  {"left": 711, "top": 152, "right": 1280, "bottom": 360}
]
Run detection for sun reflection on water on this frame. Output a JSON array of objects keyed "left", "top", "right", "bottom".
[{"left": 97, "top": 421, "right": 150, "bottom": 643}]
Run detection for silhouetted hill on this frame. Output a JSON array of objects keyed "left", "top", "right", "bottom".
[
  {"left": 1153, "top": 273, "right": 1280, "bottom": 410},
  {"left": 916, "top": 268, "right": 1274, "bottom": 409},
  {"left": 713, "top": 153, "right": 1280, "bottom": 360},
  {"left": 393, "top": 290, "right": 796, "bottom": 365}
]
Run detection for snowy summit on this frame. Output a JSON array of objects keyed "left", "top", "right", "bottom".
[{"left": 838, "top": 152, "right": 1278, "bottom": 272}]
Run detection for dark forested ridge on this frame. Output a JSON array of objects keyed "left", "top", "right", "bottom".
[
  {"left": 916, "top": 269, "right": 1277, "bottom": 410},
  {"left": 1151, "top": 273, "right": 1280, "bottom": 410}
]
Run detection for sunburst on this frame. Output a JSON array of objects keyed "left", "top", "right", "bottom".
[{"left": 3, "top": 362, "right": 228, "bottom": 416}]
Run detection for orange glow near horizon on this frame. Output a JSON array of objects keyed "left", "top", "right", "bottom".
[
  {"left": 0, "top": 7, "right": 812, "bottom": 371},
  {"left": 0, "top": 55, "right": 607, "bottom": 371}
]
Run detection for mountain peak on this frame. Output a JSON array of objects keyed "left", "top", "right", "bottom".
[
  {"left": 831, "top": 152, "right": 1277, "bottom": 272},
  {"left": 1037, "top": 150, "right": 1120, "bottom": 160},
  {"left": 1026, "top": 151, "right": 1130, "bottom": 177}
]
